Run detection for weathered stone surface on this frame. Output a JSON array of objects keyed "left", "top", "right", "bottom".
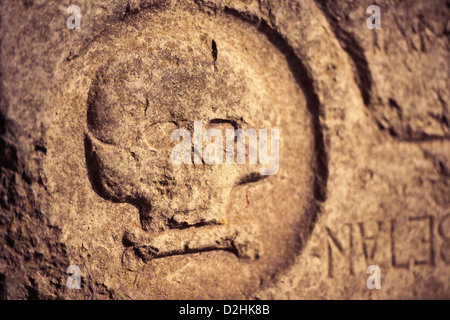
[{"left": 0, "top": 0, "right": 448, "bottom": 299}]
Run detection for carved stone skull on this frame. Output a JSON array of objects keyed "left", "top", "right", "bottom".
[{"left": 84, "top": 40, "right": 278, "bottom": 259}]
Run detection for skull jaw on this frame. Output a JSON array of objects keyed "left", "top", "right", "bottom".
[{"left": 122, "top": 222, "right": 261, "bottom": 265}]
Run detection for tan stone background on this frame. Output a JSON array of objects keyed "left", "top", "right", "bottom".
[{"left": 0, "top": 0, "right": 449, "bottom": 299}]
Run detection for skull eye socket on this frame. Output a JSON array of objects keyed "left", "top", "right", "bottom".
[
  {"left": 206, "top": 120, "right": 236, "bottom": 137},
  {"left": 205, "top": 120, "right": 237, "bottom": 155},
  {"left": 143, "top": 122, "right": 178, "bottom": 150}
]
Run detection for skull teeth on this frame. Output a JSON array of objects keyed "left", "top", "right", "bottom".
[{"left": 168, "top": 213, "right": 223, "bottom": 229}]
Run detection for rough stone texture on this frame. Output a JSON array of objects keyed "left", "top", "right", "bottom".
[{"left": 0, "top": 0, "right": 448, "bottom": 299}]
